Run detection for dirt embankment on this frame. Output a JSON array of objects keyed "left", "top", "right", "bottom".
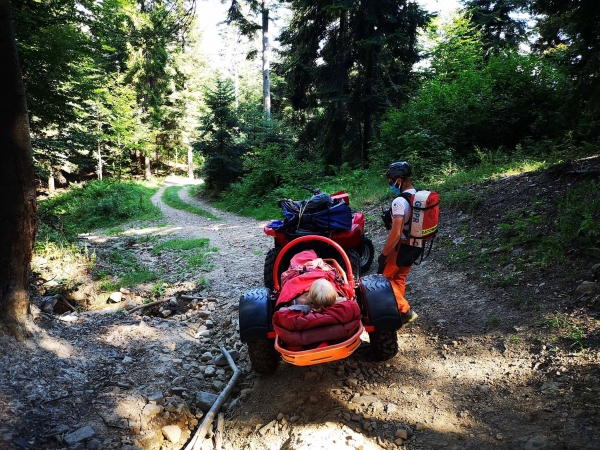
[{"left": 1, "top": 171, "right": 599, "bottom": 450}]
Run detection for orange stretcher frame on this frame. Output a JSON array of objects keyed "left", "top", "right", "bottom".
[{"left": 274, "top": 323, "right": 364, "bottom": 366}]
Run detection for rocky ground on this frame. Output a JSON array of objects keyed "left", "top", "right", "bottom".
[{"left": 1, "top": 171, "right": 599, "bottom": 450}]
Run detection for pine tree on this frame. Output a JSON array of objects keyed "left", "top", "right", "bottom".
[{"left": 277, "top": 0, "right": 431, "bottom": 167}]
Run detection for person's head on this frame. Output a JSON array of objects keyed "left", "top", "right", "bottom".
[
  {"left": 308, "top": 279, "right": 338, "bottom": 309},
  {"left": 386, "top": 161, "right": 412, "bottom": 193}
]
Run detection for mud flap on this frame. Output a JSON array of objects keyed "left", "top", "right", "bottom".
[
  {"left": 359, "top": 274, "right": 402, "bottom": 331},
  {"left": 239, "top": 287, "right": 273, "bottom": 342}
]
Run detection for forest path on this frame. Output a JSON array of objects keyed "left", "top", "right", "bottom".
[{"left": 153, "top": 177, "right": 597, "bottom": 450}]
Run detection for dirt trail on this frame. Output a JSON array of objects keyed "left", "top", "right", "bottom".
[{"left": 1, "top": 176, "right": 598, "bottom": 450}]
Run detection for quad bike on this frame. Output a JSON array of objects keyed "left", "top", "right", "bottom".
[
  {"left": 239, "top": 235, "right": 403, "bottom": 375},
  {"left": 263, "top": 187, "right": 375, "bottom": 290}
]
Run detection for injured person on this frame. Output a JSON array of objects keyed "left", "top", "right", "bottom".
[{"left": 273, "top": 250, "right": 361, "bottom": 349}]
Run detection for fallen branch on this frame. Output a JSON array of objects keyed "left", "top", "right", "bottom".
[
  {"left": 126, "top": 298, "right": 170, "bottom": 315},
  {"left": 61, "top": 296, "right": 78, "bottom": 312},
  {"left": 180, "top": 295, "right": 218, "bottom": 301},
  {"left": 185, "top": 345, "right": 241, "bottom": 450},
  {"left": 215, "top": 413, "right": 224, "bottom": 450}
]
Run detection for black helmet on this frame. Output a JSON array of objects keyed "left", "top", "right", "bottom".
[{"left": 386, "top": 161, "right": 412, "bottom": 179}]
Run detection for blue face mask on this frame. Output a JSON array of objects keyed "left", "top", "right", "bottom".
[{"left": 390, "top": 184, "right": 402, "bottom": 195}]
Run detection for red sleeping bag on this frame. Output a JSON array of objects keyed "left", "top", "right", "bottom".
[{"left": 273, "top": 301, "right": 361, "bottom": 347}]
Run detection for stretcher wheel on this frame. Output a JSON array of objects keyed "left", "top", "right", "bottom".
[
  {"left": 368, "top": 329, "right": 399, "bottom": 361},
  {"left": 247, "top": 339, "right": 279, "bottom": 374}
]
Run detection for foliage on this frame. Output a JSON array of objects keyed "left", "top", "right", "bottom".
[
  {"left": 38, "top": 180, "right": 162, "bottom": 242},
  {"left": 556, "top": 181, "right": 600, "bottom": 256},
  {"left": 373, "top": 15, "right": 572, "bottom": 170},
  {"left": 532, "top": 0, "right": 600, "bottom": 110},
  {"left": 162, "top": 186, "right": 220, "bottom": 219},
  {"left": 460, "top": 0, "right": 530, "bottom": 51}
]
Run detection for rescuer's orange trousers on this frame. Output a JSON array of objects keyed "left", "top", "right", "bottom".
[{"left": 382, "top": 252, "right": 412, "bottom": 314}]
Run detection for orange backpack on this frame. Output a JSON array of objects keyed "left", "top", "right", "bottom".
[{"left": 382, "top": 190, "right": 440, "bottom": 266}]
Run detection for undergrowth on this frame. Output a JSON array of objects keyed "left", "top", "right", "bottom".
[
  {"left": 151, "top": 238, "right": 218, "bottom": 280},
  {"left": 37, "top": 180, "right": 162, "bottom": 243}
]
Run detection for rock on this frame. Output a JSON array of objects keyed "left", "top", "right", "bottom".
[
  {"left": 345, "top": 378, "right": 359, "bottom": 387},
  {"left": 204, "top": 366, "right": 216, "bottom": 377},
  {"left": 395, "top": 429, "right": 408, "bottom": 440},
  {"left": 258, "top": 420, "right": 276, "bottom": 436},
  {"left": 201, "top": 352, "right": 213, "bottom": 362},
  {"left": 172, "top": 376, "right": 185, "bottom": 386},
  {"left": 496, "top": 433, "right": 504, "bottom": 441},
  {"left": 386, "top": 403, "right": 398, "bottom": 414},
  {"left": 394, "top": 438, "right": 404, "bottom": 446},
  {"left": 135, "top": 431, "right": 161, "bottom": 450},
  {"left": 525, "top": 435, "right": 549, "bottom": 450},
  {"left": 415, "top": 422, "right": 426, "bottom": 431},
  {"left": 169, "top": 297, "right": 178, "bottom": 306},
  {"left": 161, "top": 310, "right": 172, "bottom": 318},
  {"left": 372, "top": 401, "right": 384, "bottom": 411},
  {"left": 109, "top": 292, "right": 123, "bottom": 303},
  {"left": 120, "top": 287, "right": 131, "bottom": 294},
  {"left": 122, "top": 356, "right": 133, "bottom": 363},
  {"left": 213, "top": 381, "right": 224, "bottom": 391},
  {"left": 86, "top": 439, "right": 102, "bottom": 450},
  {"left": 214, "top": 350, "right": 240, "bottom": 366},
  {"left": 64, "top": 426, "right": 95, "bottom": 446},
  {"left": 277, "top": 413, "right": 284, "bottom": 421},
  {"left": 147, "top": 392, "right": 164, "bottom": 404},
  {"left": 40, "top": 295, "right": 60, "bottom": 313},
  {"left": 196, "top": 391, "right": 218, "bottom": 411},
  {"left": 142, "top": 404, "right": 163, "bottom": 417},
  {"left": 574, "top": 281, "right": 599, "bottom": 295},
  {"left": 162, "top": 425, "right": 182, "bottom": 444}
]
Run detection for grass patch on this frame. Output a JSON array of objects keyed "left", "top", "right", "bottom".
[
  {"left": 38, "top": 180, "right": 162, "bottom": 243},
  {"left": 151, "top": 238, "right": 218, "bottom": 278},
  {"left": 162, "top": 186, "right": 220, "bottom": 220},
  {"left": 94, "top": 249, "right": 159, "bottom": 292},
  {"left": 546, "top": 314, "right": 586, "bottom": 351}
]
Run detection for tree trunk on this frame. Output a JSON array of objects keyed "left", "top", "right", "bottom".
[
  {"left": 144, "top": 155, "right": 152, "bottom": 179},
  {"left": 48, "top": 171, "right": 55, "bottom": 193},
  {"left": 262, "top": 0, "right": 271, "bottom": 121},
  {"left": 187, "top": 146, "right": 194, "bottom": 179},
  {"left": 0, "top": 0, "right": 37, "bottom": 340}
]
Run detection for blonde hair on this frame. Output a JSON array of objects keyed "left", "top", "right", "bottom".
[{"left": 308, "top": 279, "right": 338, "bottom": 309}]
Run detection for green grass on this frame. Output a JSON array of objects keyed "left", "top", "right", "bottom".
[
  {"left": 162, "top": 186, "right": 220, "bottom": 220},
  {"left": 151, "top": 238, "right": 218, "bottom": 276},
  {"left": 546, "top": 314, "right": 586, "bottom": 351},
  {"left": 95, "top": 249, "right": 159, "bottom": 291},
  {"left": 38, "top": 180, "right": 162, "bottom": 243}
]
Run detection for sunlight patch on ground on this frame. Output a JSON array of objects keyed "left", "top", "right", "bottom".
[
  {"left": 37, "top": 334, "right": 76, "bottom": 358},
  {"left": 163, "top": 175, "right": 204, "bottom": 186}
]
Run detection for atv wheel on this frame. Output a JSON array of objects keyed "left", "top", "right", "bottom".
[
  {"left": 346, "top": 249, "right": 361, "bottom": 280},
  {"left": 360, "top": 236, "right": 375, "bottom": 273},
  {"left": 368, "top": 329, "right": 399, "bottom": 361},
  {"left": 264, "top": 247, "right": 282, "bottom": 291},
  {"left": 247, "top": 339, "right": 279, "bottom": 375}
]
